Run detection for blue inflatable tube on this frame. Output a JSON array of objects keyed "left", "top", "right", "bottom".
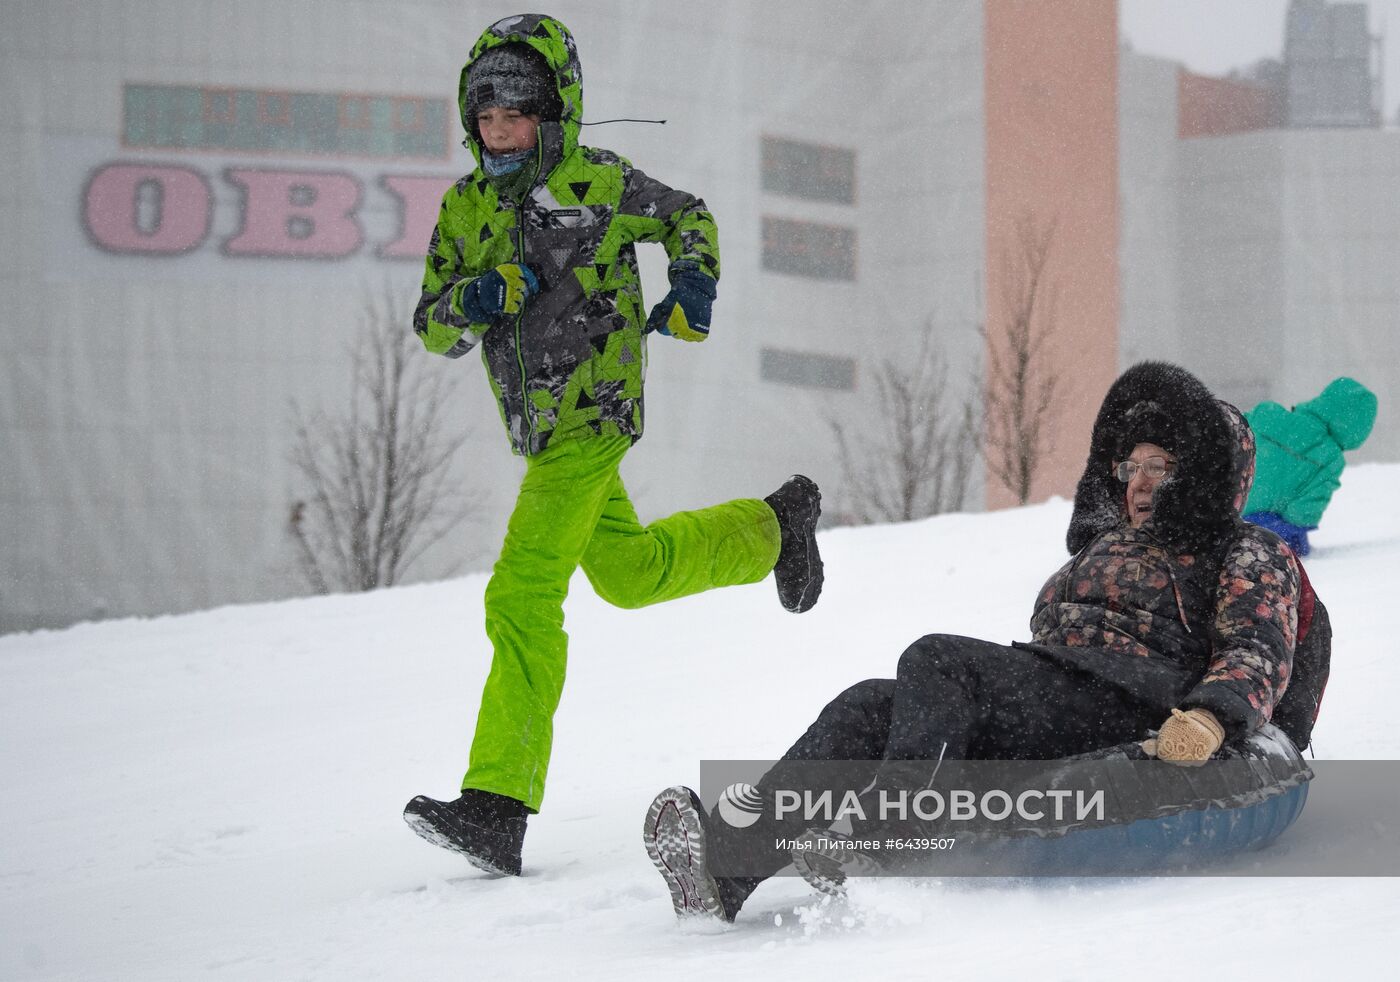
[
  {"left": 971, "top": 780, "right": 1309, "bottom": 875},
  {"left": 890, "top": 723, "right": 1311, "bottom": 876}
]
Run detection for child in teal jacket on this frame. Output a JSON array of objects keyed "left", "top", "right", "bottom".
[{"left": 1243, "top": 377, "right": 1378, "bottom": 555}]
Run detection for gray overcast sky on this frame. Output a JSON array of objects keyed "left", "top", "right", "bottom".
[{"left": 1120, "top": 0, "right": 1400, "bottom": 122}]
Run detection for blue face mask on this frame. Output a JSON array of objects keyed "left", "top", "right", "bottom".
[{"left": 482, "top": 147, "right": 535, "bottom": 176}]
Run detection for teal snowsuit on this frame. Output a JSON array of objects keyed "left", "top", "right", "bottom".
[
  {"left": 414, "top": 15, "right": 780, "bottom": 812},
  {"left": 1244, "top": 377, "right": 1378, "bottom": 528}
]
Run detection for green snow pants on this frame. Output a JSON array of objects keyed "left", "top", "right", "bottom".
[{"left": 463, "top": 435, "right": 781, "bottom": 811}]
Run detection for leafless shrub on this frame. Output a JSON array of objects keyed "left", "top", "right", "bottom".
[
  {"left": 983, "top": 213, "right": 1062, "bottom": 505},
  {"left": 828, "top": 323, "right": 980, "bottom": 524},
  {"left": 287, "top": 290, "right": 476, "bottom": 593}
]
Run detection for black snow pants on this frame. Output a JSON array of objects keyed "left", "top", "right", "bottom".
[{"left": 708, "top": 633, "right": 1164, "bottom": 900}]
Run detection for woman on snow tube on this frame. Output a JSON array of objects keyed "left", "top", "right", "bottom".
[{"left": 644, "top": 361, "right": 1312, "bottom": 923}]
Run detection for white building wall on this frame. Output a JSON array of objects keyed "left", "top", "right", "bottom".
[
  {"left": 1117, "top": 51, "right": 1182, "bottom": 366},
  {"left": 0, "top": 0, "right": 988, "bottom": 632},
  {"left": 1176, "top": 131, "right": 1289, "bottom": 412},
  {"left": 871, "top": 0, "right": 987, "bottom": 441},
  {"left": 1120, "top": 95, "right": 1400, "bottom": 465},
  {"left": 729, "top": 1, "right": 988, "bottom": 526},
  {"left": 1275, "top": 130, "right": 1400, "bottom": 461},
  {"left": 1173, "top": 128, "right": 1400, "bottom": 461},
  {"left": 1119, "top": 45, "right": 1399, "bottom": 469}
]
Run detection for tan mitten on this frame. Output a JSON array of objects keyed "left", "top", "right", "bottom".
[{"left": 1156, "top": 708, "right": 1224, "bottom": 763}]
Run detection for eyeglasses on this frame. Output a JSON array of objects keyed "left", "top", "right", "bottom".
[{"left": 1114, "top": 457, "right": 1175, "bottom": 483}]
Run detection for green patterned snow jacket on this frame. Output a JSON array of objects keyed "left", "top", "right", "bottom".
[{"left": 413, "top": 13, "right": 721, "bottom": 456}]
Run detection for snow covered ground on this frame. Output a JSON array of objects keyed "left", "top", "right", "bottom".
[{"left": 4, "top": 464, "right": 1398, "bottom": 981}]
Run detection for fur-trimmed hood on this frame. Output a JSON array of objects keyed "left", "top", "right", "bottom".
[{"left": 1067, "top": 362, "right": 1254, "bottom": 555}]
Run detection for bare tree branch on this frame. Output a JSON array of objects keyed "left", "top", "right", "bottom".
[
  {"left": 286, "top": 288, "right": 478, "bottom": 593},
  {"left": 983, "top": 213, "right": 1063, "bottom": 505},
  {"left": 827, "top": 320, "right": 981, "bottom": 525}
]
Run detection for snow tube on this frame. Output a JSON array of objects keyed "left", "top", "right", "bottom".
[{"left": 890, "top": 723, "right": 1311, "bottom": 876}]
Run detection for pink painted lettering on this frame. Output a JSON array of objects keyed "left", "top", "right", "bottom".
[
  {"left": 378, "top": 175, "right": 453, "bottom": 258},
  {"left": 84, "top": 163, "right": 211, "bottom": 254},
  {"left": 224, "top": 168, "right": 363, "bottom": 258}
]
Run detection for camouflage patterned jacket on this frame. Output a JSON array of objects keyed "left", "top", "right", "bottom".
[
  {"left": 1026, "top": 363, "right": 1300, "bottom": 738},
  {"left": 413, "top": 14, "right": 721, "bottom": 456}
]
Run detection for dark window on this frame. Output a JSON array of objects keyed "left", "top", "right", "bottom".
[
  {"left": 762, "top": 216, "right": 857, "bottom": 280},
  {"left": 760, "top": 348, "right": 856, "bottom": 391},
  {"left": 762, "top": 136, "right": 856, "bottom": 204}
]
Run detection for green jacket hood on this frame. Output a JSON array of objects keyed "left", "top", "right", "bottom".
[
  {"left": 1297, "top": 376, "right": 1378, "bottom": 451},
  {"left": 459, "top": 14, "right": 583, "bottom": 170}
]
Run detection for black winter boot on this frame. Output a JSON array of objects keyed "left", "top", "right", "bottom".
[
  {"left": 403, "top": 788, "right": 529, "bottom": 876},
  {"left": 643, "top": 786, "right": 749, "bottom": 923},
  {"left": 764, "top": 475, "right": 824, "bottom": 613},
  {"left": 789, "top": 829, "right": 886, "bottom": 896}
]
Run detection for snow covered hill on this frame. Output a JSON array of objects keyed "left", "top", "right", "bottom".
[{"left": 4, "top": 465, "right": 1398, "bottom": 981}]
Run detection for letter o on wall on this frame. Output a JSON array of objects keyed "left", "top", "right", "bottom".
[{"left": 84, "top": 163, "right": 212, "bottom": 254}]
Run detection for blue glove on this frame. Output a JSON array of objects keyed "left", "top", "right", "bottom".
[
  {"left": 460, "top": 263, "right": 540, "bottom": 322},
  {"left": 645, "top": 267, "right": 716, "bottom": 342}
]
